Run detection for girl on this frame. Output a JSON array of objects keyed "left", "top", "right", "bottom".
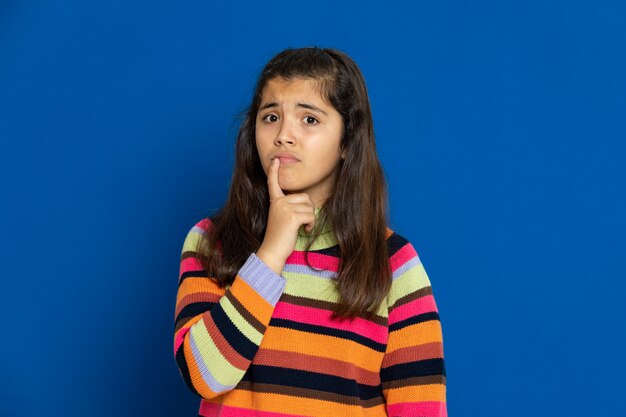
[{"left": 173, "top": 47, "right": 447, "bottom": 417}]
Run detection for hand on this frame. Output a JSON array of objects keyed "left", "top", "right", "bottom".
[{"left": 255, "top": 158, "right": 316, "bottom": 274}]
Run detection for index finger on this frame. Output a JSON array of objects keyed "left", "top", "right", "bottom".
[{"left": 267, "top": 158, "right": 285, "bottom": 200}]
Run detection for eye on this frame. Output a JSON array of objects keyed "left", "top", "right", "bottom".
[
  {"left": 262, "top": 114, "right": 279, "bottom": 123},
  {"left": 304, "top": 115, "right": 319, "bottom": 125}
]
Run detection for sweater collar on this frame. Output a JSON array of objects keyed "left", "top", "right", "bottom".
[{"left": 295, "top": 206, "right": 337, "bottom": 250}]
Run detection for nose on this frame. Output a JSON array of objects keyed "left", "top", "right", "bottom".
[{"left": 274, "top": 118, "right": 296, "bottom": 146}]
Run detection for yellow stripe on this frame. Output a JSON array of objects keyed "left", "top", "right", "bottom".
[
  {"left": 294, "top": 231, "right": 338, "bottom": 251},
  {"left": 283, "top": 272, "right": 341, "bottom": 302},
  {"left": 281, "top": 272, "right": 388, "bottom": 317},
  {"left": 181, "top": 229, "right": 203, "bottom": 254},
  {"left": 183, "top": 329, "right": 218, "bottom": 399},
  {"left": 220, "top": 294, "right": 263, "bottom": 345},
  {"left": 190, "top": 315, "right": 244, "bottom": 387},
  {"left": 387, "top": 263, "right": 431, "bottom": 307}
]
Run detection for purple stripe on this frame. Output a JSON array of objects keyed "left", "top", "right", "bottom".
[{"left": 238, "top": 253, "right": 287, "bottom": 306}]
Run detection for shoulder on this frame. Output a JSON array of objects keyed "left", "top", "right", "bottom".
[
  {"left": 385, "top": 227, "right": 422, "bottom": 270},
  {"left": 181, "top": 217, "right": 214, "bottom": 255},
  {"left": 188, "top": 217, "right": 214, "bottom": 235},
  {"left": 384, "top": 227, "right": 433, "bottom": 308}
]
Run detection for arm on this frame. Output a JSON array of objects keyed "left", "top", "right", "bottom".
[
  {"left": 173, "top": 218, "right": 286, "bottom": 399},
  {"left": 381, "top": 236, "right": 447, "bottom": 417}
]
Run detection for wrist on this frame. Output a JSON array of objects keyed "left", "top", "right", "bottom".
[{"left": 255, "top": 247, "right": 286, "bottom": 275}]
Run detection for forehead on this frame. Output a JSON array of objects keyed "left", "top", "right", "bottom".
[{"left": 260, "top": 77, "right": 328, "bottom": 105}]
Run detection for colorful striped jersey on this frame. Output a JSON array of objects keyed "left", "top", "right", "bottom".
[{"left": 173, "top": 216, "right": 447, "bottom": 417}]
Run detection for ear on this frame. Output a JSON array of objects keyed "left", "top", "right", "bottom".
[{"left": 340, "top": 149, "right": 347, "bottom": 159}]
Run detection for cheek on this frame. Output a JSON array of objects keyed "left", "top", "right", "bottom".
[
  {"left": 255, "top": 128, "right": 270, "bottom": 153},
  {"left": 311, "top": 155, "right": 339, "bottom": 179},
  {"left": 255, "top": 136, "right": 270, "bottom": 175}
]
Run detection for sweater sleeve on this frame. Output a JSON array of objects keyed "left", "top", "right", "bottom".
[
  {"left": 381, "top": 235, "right": 447, "bottom": 417},
  {"left": 173, "top": 218, "right": 287, "bottom": 400}
]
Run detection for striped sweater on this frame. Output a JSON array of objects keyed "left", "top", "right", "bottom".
[{"left": 173, "top": 216, "right": 447, "bottom": 417}]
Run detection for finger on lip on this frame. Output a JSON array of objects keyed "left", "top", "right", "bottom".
[{"left": 275, "top": 157, "right": 299, "bottom": 163}]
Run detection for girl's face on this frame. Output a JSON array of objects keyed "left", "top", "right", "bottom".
[{"left": 255, "top": 77, "right": 345, "bottom": 207}]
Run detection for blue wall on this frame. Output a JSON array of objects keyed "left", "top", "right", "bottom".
[{"left": 1, "top": 1, "right": 624, "bottom": 416}]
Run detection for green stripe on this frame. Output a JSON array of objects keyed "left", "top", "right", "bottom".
[
  {"left": 283, "top": 271, "right": 388, "bottom": 317},
  {"left": 220, "top": 294, "right": 263, "bottom": 345},
  {"left": 386, "top": 263, "right": 431, "bottom": 307},
  {"left": 190, "top": 316, "right": 242, "bottom": 386},
  {"left": 283, "top": 271, "right": 340, "bottom": 302},
  {"left": 182, "top": 229, "right": 203, "bottom": 254}
]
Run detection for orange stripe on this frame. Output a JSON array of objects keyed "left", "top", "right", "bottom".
[
  {"left": 384, "top": 383, "right": 447, "bottom": 404},
  {"left": 387, "top": 320, "right": 443, "bottom": 352},
  {"left": 260, "top": 327, "right": 383, "bottom": 373},
  {"left": 177, "top": 277, "right": 224, "bottom": 303},
  {"left": 229, "top": 276, "right": 274, "bottom": 323}
]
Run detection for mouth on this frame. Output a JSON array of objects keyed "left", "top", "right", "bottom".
[
  {"left": 271, "top": 153, "right": 301, "bottom": 164},
  {"left": 275, "top": 156, "right": 300, "bottom": 164}
]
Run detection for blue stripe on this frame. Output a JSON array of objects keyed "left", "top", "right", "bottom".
[
  {"left": 381, "top": 358, "right": 446, "bottom": 382},
  {"left": 282, "top": 263, "right": 337, "bottom": 279},
  {"left": 269, "top": 318, "right": 386, "bottom": 352},
  {"left": 191, "top": 225, "right": 206, "bottom": 235},
  {"left": 211, "top": 301, "right": 259, "bottom": 360},
  {"left": 388, "top": 311, "right": 440, "bottom": 332},
  {"left": 241, "top": 364, "right": 384, "bottom": 400},
  {"left": 392, "top": 255, "right": 421, "bottom": 281}
]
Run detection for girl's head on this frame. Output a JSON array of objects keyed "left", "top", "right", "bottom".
[
  {"left": 234, "top": 47, "right": 381, "bottom": 210},
  {"left": 206, "top": 47, "right": 391, "bottom": 319}
]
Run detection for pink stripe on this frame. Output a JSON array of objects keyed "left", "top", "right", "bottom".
[
  {"left": 174, "top": 327, "right": 190, "bottom": 353},
  {"left": 285, "top": 251, "right": 340, "bottom": 271},
  {"left": 273, "top": 302, "right": 387, "bottom": 344},
  {"left": 195, "top": 218, "right": 212, "bottom": 232},
  {"left": 389, "top": 242, "right": 418, "bottom": 272},
  {"left": 386, "top": 401, "right": 447, "bottom": 417},
  {"left": 388, "top": 295, "right": 438, "bottom": 325},
  {"left": 180, "top": 256, "right": 204, "bottom": 276},
  {"left": 200, "top": 401, "right": 306, "bottom": 417}
]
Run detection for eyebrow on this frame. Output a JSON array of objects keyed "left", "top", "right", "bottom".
[{"left": 259, "top": 101, "right": 328, "bottom": 116}]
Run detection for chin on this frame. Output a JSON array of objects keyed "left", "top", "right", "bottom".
[
  {"left": 279, "top": 183, "right": 307, "bottom": 195},
  {"left": 277, "top": 176, "right": 299, "bottom": 191},
  {"left": 279, "top": 185, "right": 300, "bottom": 194}
]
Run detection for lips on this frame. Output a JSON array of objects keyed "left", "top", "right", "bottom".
[
  {"left": 271, "top": 152, "right": 301, "bottom": 163},
  {"left": 277, "top": 157, "right": 299, "bottom": 163}
]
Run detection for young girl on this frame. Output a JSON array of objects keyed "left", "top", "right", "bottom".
[{"left": 173, "top": 47, "right": 447, "bottom": 417}]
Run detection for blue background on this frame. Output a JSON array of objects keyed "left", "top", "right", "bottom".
[{"left": 1, "top": 1, "right": 625, "bottom": 416}]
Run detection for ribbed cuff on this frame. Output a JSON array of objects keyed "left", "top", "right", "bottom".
[{"left": 238, "top": 253, "right": 286, "bottom": 306}]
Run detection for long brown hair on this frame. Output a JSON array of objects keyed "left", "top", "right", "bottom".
[{"left": 197, "top": 47, "right": 391, "bottom": 319}]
